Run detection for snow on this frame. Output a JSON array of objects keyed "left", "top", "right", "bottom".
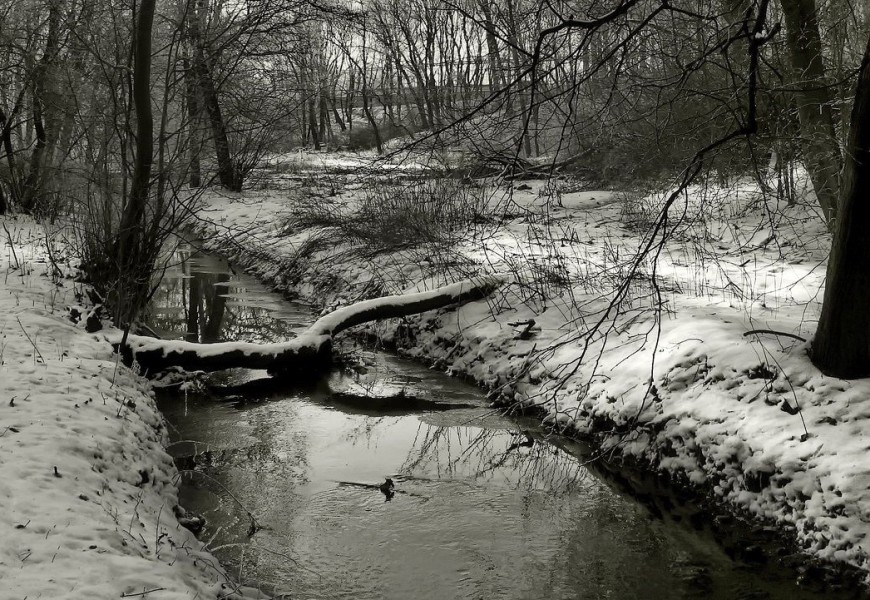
[
  {"left": 0, "top": 217, "right": 264, "bottom": 599},
  {"left": 259, "top": 149, "right": 432, "bottom": 176},
  {"left": 118, "top": 276, "right": 500, "bottom": 374},
  {"left": 5, "top": 157, "right": 869, "bottom": 593},
  {"left": 308, "top": 275, "right": 504, "bottom": 336},
  {"left": 121, "top": 332, "right": 327, "bottom": 358},
  {"left": 189, "top": 168, "right": 870, "bottom": 581}
]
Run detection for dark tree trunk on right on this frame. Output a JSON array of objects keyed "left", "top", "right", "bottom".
[{"left": 812, "top": 36, "right": 870, "bottom": 377}]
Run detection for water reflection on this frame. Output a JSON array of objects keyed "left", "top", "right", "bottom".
[
  {"left": 150, "top": 243, "right": 862, "bottom": 600},
  {"left": 146, "top": 244, "right": 309, "bottom": 344},
  {"left": 162, "top": 384, "right": 849, "bottom": 600}
]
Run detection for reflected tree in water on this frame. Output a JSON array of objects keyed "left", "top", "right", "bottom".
[
  {"left": 148, "top": 245, "right": 306, "bottom": 343},
  {"left": 400, "top": 420, "right": 590, "bottom": 493}
]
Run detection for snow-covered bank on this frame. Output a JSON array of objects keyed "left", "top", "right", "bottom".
[
  {"left": 0, "top": 217, "right": 262, "bottom": 599},
  {"left": 192, "top": 174, "right": 870, "bottom": 586}
]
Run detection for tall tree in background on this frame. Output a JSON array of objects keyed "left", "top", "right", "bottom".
[
  {"left": 20, "top": 0, "right": 62, "bottom": 213},
  {"left": 187, "top": 0, "right": 238, "bottom": 191},
  {"left": 780, "top": 0, "right": 841, "bottom": 226}
]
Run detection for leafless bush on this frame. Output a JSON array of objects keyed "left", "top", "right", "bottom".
[
  {"left": 293, "top": 177, "right": 494, "bottom": 256},
  {"left": 618, "top": 192, "right": 661, "bottom": 234},
  {"left": 70, "top": 171, "right": 198, "bottom": 327}
]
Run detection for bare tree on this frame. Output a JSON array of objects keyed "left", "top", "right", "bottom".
[
  {"left": 780, "top": 0, "right": 841, "bottom": 225},
  {"left": 812, "top": 36, "right": 870, "bottom": 377}
]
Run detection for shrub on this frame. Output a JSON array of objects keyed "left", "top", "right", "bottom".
[{"left": 293, "top": 177, "right": 493, "bottom": 255}]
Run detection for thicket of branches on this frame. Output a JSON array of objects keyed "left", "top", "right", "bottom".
[
  {"left": 4, "top": 0, "right": 865, "bottom": 206},
  {"left": 3, "top": 0, "right": 870, "bottom": 374},
  {"left": 225, "top": 0, "right": 867, "bottom": 200},
  {"left": 0, "top": 0, "right": 311, "bottom": 324}
]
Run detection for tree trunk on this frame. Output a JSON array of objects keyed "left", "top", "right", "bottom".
[
  {"left": 308, "top": 94, "right": 321, "bottom": 150},
  {"left": 319, "top": 94, "right": 330, "bottom": 142},
  {"left": 361, "top": 90, "right": 383, "bottom": 154},
  {"left": 117, "top": 0, "right": 156, "bottom": 270},
  {"left": 330, "top": 92, "right": 346, "bottom": 131},
  {"left": 195, "top": 54, "right": 238, "bottom": 190},
  {"left": 110, "top": 0, "right": 156, "bottom": 331},
  {"left": 188, "top": 1, "right": 238, "bottom": 192},
  {"left": 346, "top": 68, "right": 355, "bottom": 129},
  {"left": 21, "top": 0, "right": 61, "bottom": 213},
  {"left": 184, "top": 54, "right": 202, "bottom": 188},
  {"left": 479, "top": 1, "right": 502, "bottom": 93},
  {"left": 812, "top": 37, "right": 870, "bottom": 378},
  {"left": 0, "top": 106, "right": 21, "bottom": 201},
  {"left": 117, "top": 276, "right": 503, "bottom": 374},
  {"left": 780, "top": 0, "right": 842, "bottom": 226}
]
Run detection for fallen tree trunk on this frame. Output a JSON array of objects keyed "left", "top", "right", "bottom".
[{"left": 114, "top": 275, "right": 503, "bottom": 375}]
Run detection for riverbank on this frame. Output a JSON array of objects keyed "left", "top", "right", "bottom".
[
  {"left": 192, "top": 166, "right": 870, "bottom": 588},
  {"left": 0, "top": 216, "right": 262, "bottom": 599}
]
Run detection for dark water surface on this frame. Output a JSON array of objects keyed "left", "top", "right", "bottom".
[{"left": 149, "top": 244, "right": 861, "bottom": 600}]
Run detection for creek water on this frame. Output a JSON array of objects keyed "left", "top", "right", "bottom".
[{"left": 149, "top": 244, "right": 860, "bottom": 600}]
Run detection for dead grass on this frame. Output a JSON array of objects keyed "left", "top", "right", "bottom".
[{"left": 290, "top": 177, "right": 495, "bottom": 256}]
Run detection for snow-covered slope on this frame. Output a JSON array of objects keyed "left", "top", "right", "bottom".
[
  {"left": 191, "top": 173, "right": 870, "bottom": 583},
  {"left": 0, "top": 217, "right": 262, "bottom": 599}
]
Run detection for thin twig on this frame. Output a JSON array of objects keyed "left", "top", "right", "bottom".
[
  {"left": 120, "top": 588, "right": 166, "bottom": 597},
  {"left": 3, "top": 222, "right": 20, "bottom": 270},
  {"left": 176, "top": 470, "right": 262, "bottom": 535},
  {"left": 16, "top": 317, "right": 45, "bottom": 363},
  {"left": 743, "top": 329, "right": 807, "bottom": 342}
]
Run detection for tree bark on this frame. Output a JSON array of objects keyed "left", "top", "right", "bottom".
[
  {"left": 331, "top": 93, "right": 346, "bottom": 131},
  {"left": 183, "top": 53, "right": 202, "bottom": 188},
  {"left": 116, "top": 276, "right": 503, "bottom": 374},
  {"left": 319, "top": 94, "right": 330, "bottom": 143},
  {"left": 812, "top": 36, "right": 870, "bottom": 377},
  {"left": 361, "top": 89, "right": 383, "bottom": 154},
  {"left": 0, "top": 106, "right": 20, "bottom": 202},
  {"left": 346, "top": 68, "right": 355, "bottom": 129},
  {"left": 196, "top": 54, "right": 238, "bottom": 190},
  {"left": 116, "top": 0, "right": 156, "bottom": 272},
  {"left": 21, "top": 0, "right": 61, "bottom": 213},
  {"left": 780, "top": 0, "right": 842, "bottom": 226},
  {"left": 188, "top": 0, "right": 238, "bottom": 191},
  {"left": 308, "top": 94, "right": 321, "bottom": 150},
  {"left": 479, "top": 1, "right": 503, "bottom": 93}
]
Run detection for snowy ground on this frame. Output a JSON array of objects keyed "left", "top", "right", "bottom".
[
  {"left": 191, "top": 164, "right": 870, "bottom": 584},
  {"left": 4, "top": 154, "right": 865, "bottom": 596},
  {"left": 0, "top": 217, "right": 263, "bottom": 599}
]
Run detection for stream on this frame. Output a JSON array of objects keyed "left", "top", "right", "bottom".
[{"left": 148, "top": 244, "right": 862, "bottom": 600}]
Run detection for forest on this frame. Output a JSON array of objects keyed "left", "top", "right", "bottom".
[
  {"left": 2, "top": 0, "right": 870, "bottom": 371},
  {"left": 5, "top": 0, "right": 870, "bottom": 597}
]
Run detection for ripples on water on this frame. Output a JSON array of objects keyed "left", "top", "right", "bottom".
[{"left": 150, "top": 244, "right": 861, "bottom": 600}]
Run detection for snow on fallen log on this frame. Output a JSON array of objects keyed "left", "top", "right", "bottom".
[
  {"left": 307, "top": 275, "right": 503, "bottom": 337},
  {"left": 116, "top": 333, "right": 333, "bottom": 375},
  {"left": 114, "top": 275, "right": 504, "bottom": 375}
]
